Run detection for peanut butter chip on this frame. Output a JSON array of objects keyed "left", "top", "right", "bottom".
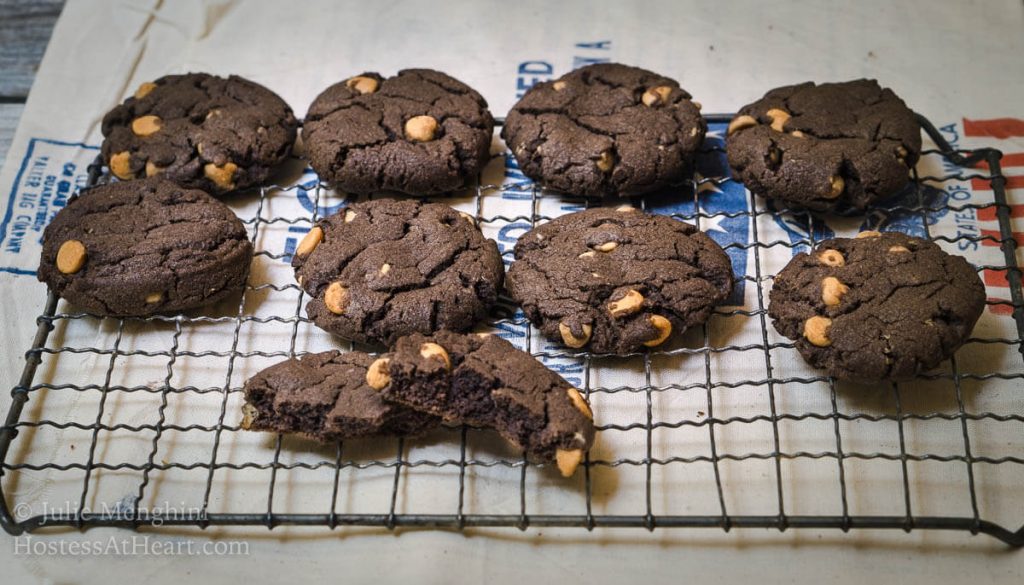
[
  {"left": 856, "top": 230, "right": 881, "bottom": 239},
  {"left": 296, "top": 226, "right": 323, "bottom": 257},
  {"left": 145, "top": 292, "right": 163, "bottom": 304},
  {"left": 419, "top": 342, "right": 451, "bottom": 370},
  {"left": 131, "top": 115, "right": 162, "bottom": 137},
  {"left": 324, "top": 282, "right": 349, "bottom": 314},
  {"left": 110, "top": 151, "right": 134, "bottom": 179},
  {"left": 559, "top": 322, "right": 592, "bottom": 348},
  {"left": 204, "top": 162, "right": 238, "bottom": 190},
  {"left": 56, "top": 240, "right": 87, "bottom": 274},
  {"left": 405, "top": 115, "right": 439, "bottom": 142},
  {"left": 594, "top": 241, "right": 618, "bottom": 253},
  {"left": 608, "top": 289, "right": 644, "bottom": 318},
  {"left": 889, "top": 245, "right": 911, "bottom": 254},
  {"left": 821, "top": 277, "right": 849, "bottom": 307},
  {"left": 643, "top": 315, "right": 672, "bottom": 347},
  {"left": 556, "top": 448, "right": 584, "bottom": 477},
  {"left": 818, "top": 249, "right": 845, "bottom": 267},
  {"left": 145, "top": 161, "right": 163, "bottom": 177},
  {"left": 766, "top": 108, "right": 791, "bottom": 132},
  {"left": 596, "top": 150, "right": 614, "bottom": 172},
  {"left": 791, "top": 130, "right": 806, "bottom": 138},
  {"left": 827, "top": 175, "right": 845, "bottom": 199},
  {"left": 641, "top": 85, "right": 673, "bottom": 106},
  {"left": 346, "top": 76, "right": 379, "bottom": 95},
  {"left": 134, "top": 81, "right": 157, "bottom": 99},
  {"left": 365, "top": 358, "right": 391, "bottom": 390},
  {"left": 803, "top": 316, "right": 833, "bottom": 347},
  {"left": 566, "top": 388, "right": 593, "bottom": 419},
  {"left": 727, "top": 115, "right": 758, "bottom": 135}
]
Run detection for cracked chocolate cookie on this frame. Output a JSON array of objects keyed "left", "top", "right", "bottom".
[
  {"left": 241, "top": 350, "right": 439, "bottom": 441},
  {"left": 292, "top": 199, "right": 504, "bottom": 346},
  {"left": 370, "top": 331, "right": 596, "bottom": 476},
  {"left": 303, "top": 69, "right": 494, "bottom": 195},
  {"left": 101, "top": 73, "right": 299, "bottom": 195},
  {"left": 38, "top": 178, "right": 252, "bottom": 316},
  {"left": 726, "top": 79, "right": 921, "bottom": 212},
  {"left": 502, "top": 63, "right": 706, "bottom": 198},
  {"left": 769, "top": 231, "right": 986, "bottom": 381},
  {"left": 506, "top": 207, "right": 734, "bottom": 354}
]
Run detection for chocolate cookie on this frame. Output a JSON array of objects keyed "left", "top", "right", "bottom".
[
  {"left": 506, "top": 207, "right": 734, "bottom": 354},
  {"left": 292, "top": 199, "right": 504, "bottom": 346},
  {"left": 370, "top": 331, "right": 596, "bottom": 476},
  {"left": 502, "top": 63, "right": 706, "bottom": 198},
  {"left": 303, "top": 69, "right": 494, "bottom": 195},
  {"left": 241, "top": 350, "right": 439, "bottom": 441},
  {"left": 768, "top": 231, "right": 986, "bottom": 381},
  {"left": 726, "top": 80, "right": 921, "bottom": 212},
  {"left": 38, "top": 179, "right": 252, "bottom": 316},
  {"left": 101, "top": 73, "right": 298, "bottom": 194}
]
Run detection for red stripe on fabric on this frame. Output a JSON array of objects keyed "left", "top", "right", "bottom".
[
  {"left": 983, "top": 269, "right": 1024, "bottom": 288},
  {"left": 963, "top": 118, "right": 1024, "bottom": 139},
  {"left": 987, "top": 301, "right": 1015, "bottom": 316},
  {"left": 971, "top": 175, "right": 1024, "bottom": 191},
  {"left": 977, "top": 205, "right": 1024, "bottom": 221}
]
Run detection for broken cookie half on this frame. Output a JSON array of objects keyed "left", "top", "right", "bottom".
[
  {"left": 241, "top": 350, "right": 439, "bottom": 441},
  {"left": 378, "top": 331, "right": 597, "bottom": 477}
]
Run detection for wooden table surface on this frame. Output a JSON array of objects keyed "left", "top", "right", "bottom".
[{"left": 0, "top": 0, "right": 64, "bottom": 163}]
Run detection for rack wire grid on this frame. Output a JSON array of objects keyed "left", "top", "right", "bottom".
[{"left": 1, "top": 114, "right": 1022, "bottom": 545}]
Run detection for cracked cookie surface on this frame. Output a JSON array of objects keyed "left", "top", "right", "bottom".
[
  {"left": 101, "top": 73, "right": 298, "bottom": 195},
  {"left": 726, "top": 79, "right": 921, "bottom": 212},
  {"left": 380, "top": 331, "right": 596, "bottom": 476},
  {"left": 293, "top": 199, "right": 504, "bottom": 346},
  {"left": 502, "top": 63, "right": 706, "bottom": 198},
  {"left": 768, "top": 231, "right": 985, "bottom": 381},
  {"left": 506, "top": 207, "right": 734, "bottom": 355},
  {"left": 303, "top": 69, "right": 494, "bottom": 195},
  {"left": 241, "top": 350, "right": 439, "bottom": 441},
  {"left": 38, "top": 178, "right": 253, "bottom": 316}
]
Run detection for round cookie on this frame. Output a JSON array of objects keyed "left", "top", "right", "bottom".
[
  {"left": 506, "top": 207, "right": 734, "bottom": 354},
  {"left": 726, "top": 79, "right": 921, "bottom": 212},
  {"left": 38, "top": 179, "right": 253, "bottom": 316},
  {"left": 292, "top": 199, "right": 504, "bottom": 346},
  {"left": 303, "top": 69, "right": 494, "bottom": 195},
  {"left": 768, "top": 231, "right": 986, "bottom": 381},
  {"left": 502, "top": 63, "right": 706, "bottom": 198},
  {"left": 101, "top": 73, "right": 299, "bottom": 194}
]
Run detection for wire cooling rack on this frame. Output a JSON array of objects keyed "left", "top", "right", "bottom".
[{"left": 1, "top": 114, "right": 1022, "bottom": 545}]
